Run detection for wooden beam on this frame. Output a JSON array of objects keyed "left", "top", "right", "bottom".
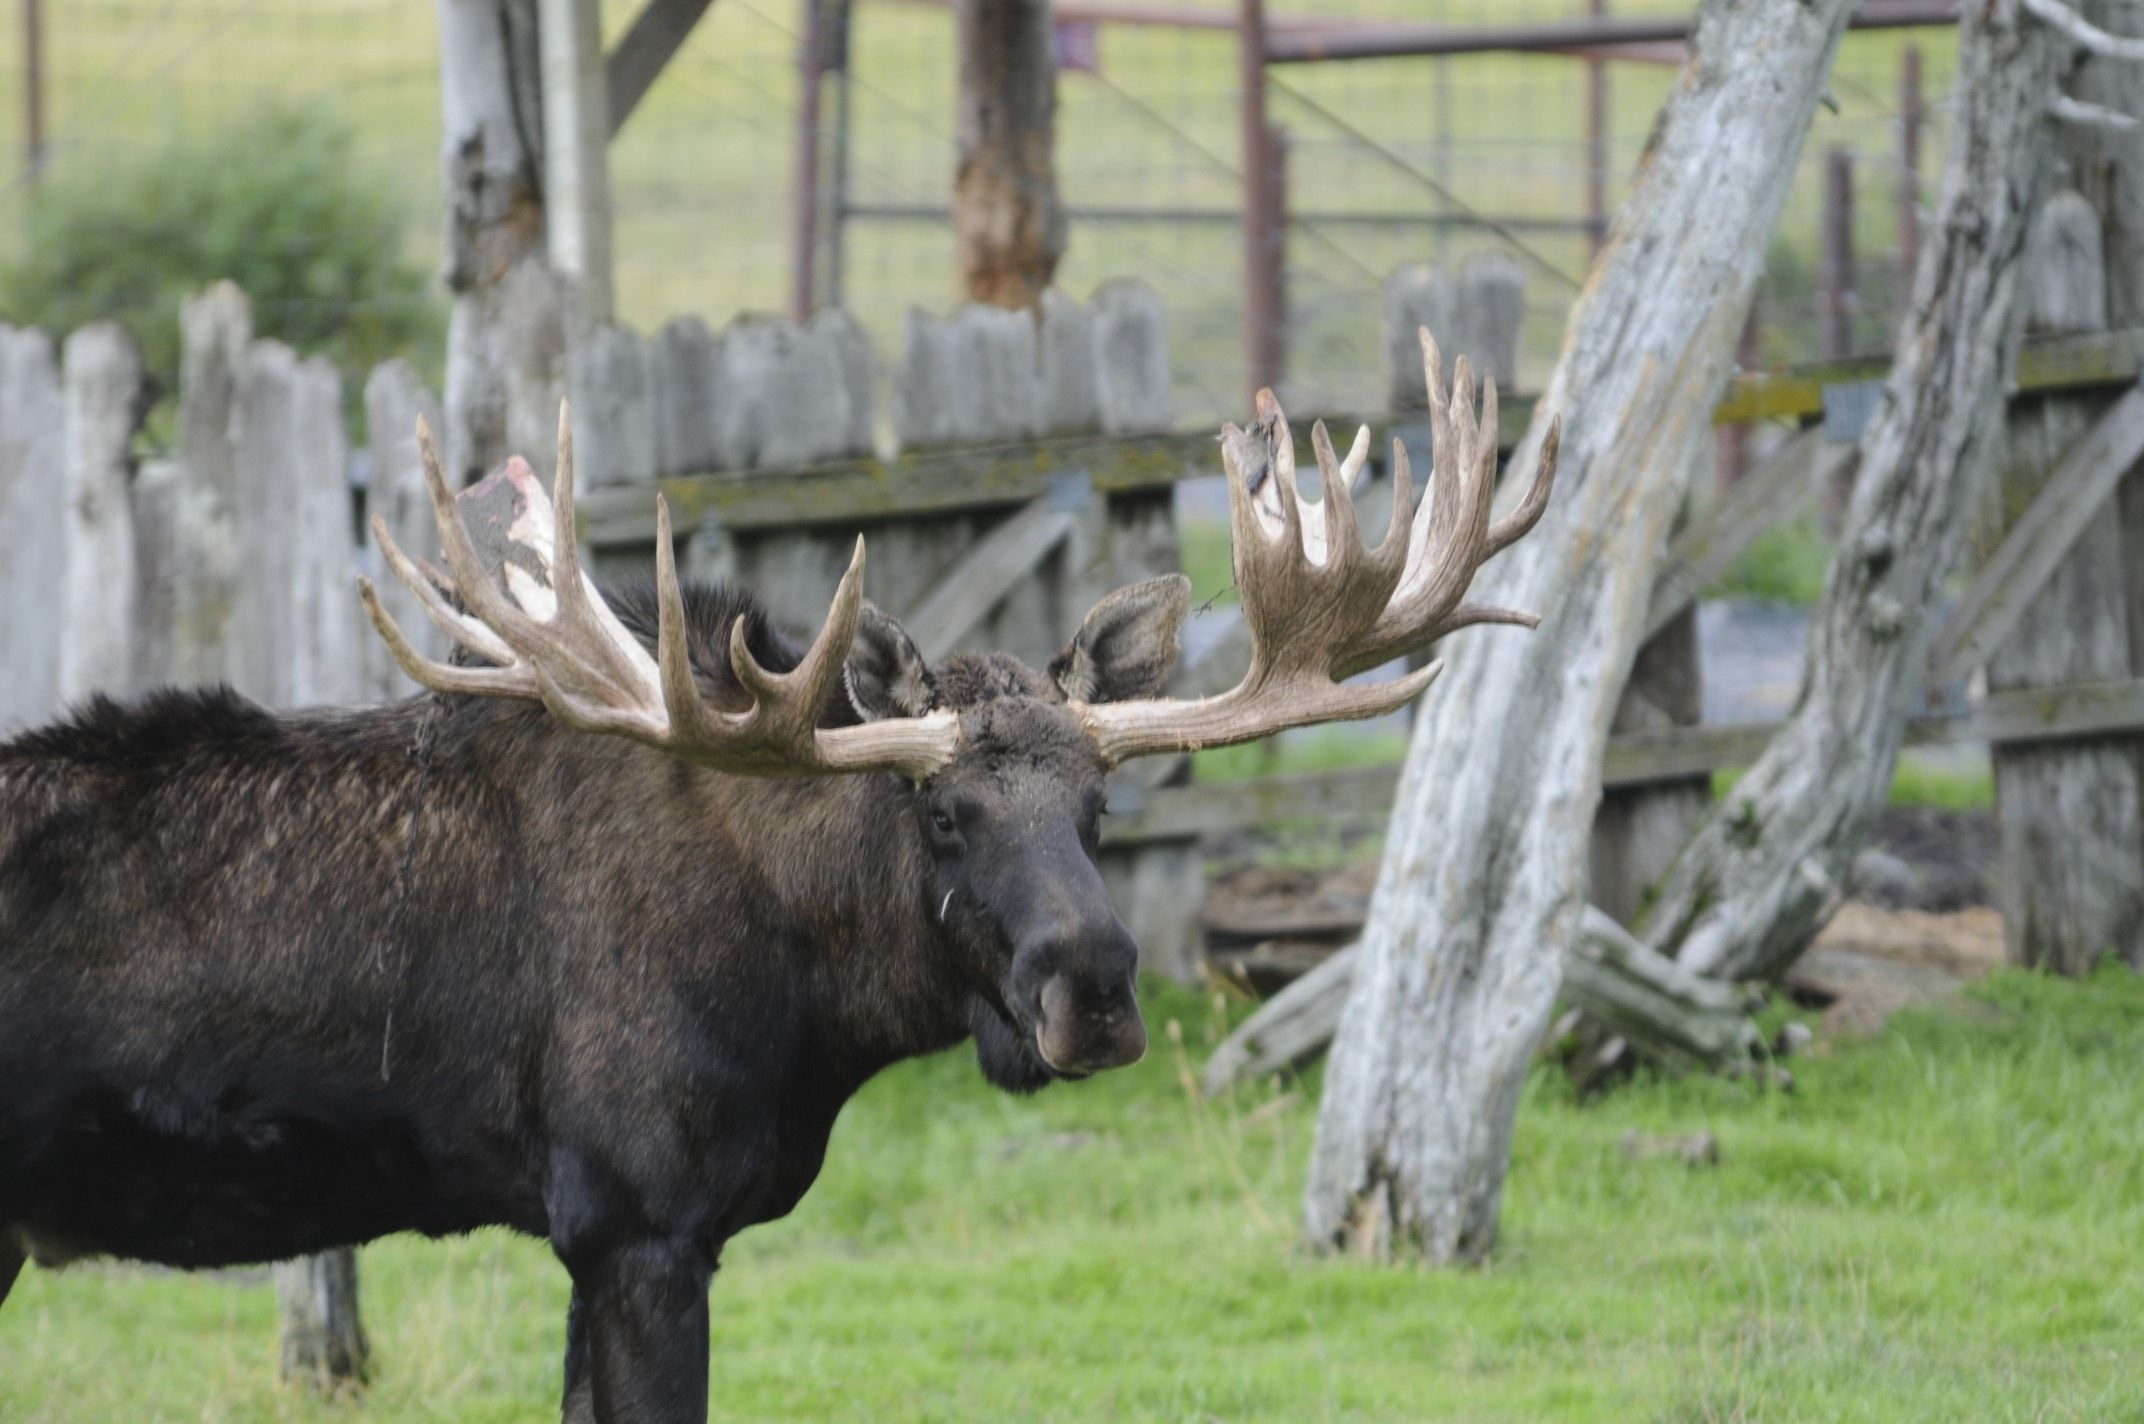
[
  {"left": 579, "top": 328, "right": 2142, "bottom": 546},
  {"left": 578, "top": 432, "right": 1212, "bottom": 544},
  {"left": 539, "top": 0, "right": 615, "bottom": 321},
  {"left": 1714, "top": 326, "right": 2144, "bottom": 424},
  {"left": 1102, "top": 676, "right": 2144, "bottom": 844},
  {"left": 1927, "top": 383, "right": 2144, "bottom": 684},
  {"left": 1643, "top": 426, "right": 1840, "bottom": 640},
  {"left": 902, "top": 496, "right": 1078, "bottom": 662},
  {"left": 607, "top": 0, "right": 716, "bottom": 138}
]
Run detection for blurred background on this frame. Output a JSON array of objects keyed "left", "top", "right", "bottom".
[{"left": 0, "top": 0, "right": 1955, "bottom": 431}]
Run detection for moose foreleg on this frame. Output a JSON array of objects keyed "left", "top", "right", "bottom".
[{"left": 574, "top": 1240, "right": 711, "bottom": 1424}]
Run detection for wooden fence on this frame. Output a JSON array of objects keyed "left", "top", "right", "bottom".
[{"left": 5, "top": 224, "right": 2139, "bottom": 993}]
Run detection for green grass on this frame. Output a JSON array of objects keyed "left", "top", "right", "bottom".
[
  {"left": 1704, "top": 513, "right": 1835, "bottom": 608},
  {"left": 8, "top": 969, "right": 2142, "bottom": 1421}
]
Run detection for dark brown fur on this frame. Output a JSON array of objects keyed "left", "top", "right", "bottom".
[{"left": 0, "top": 573, "right": 1186, "bottom": 1423}]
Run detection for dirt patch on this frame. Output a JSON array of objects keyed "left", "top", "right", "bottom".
[{"left": 1795, "top": 903, "right": 2003, "bottom": 1039}]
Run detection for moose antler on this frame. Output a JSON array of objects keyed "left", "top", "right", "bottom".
[
  {"left": 1077, "top": 328, "right": 1558, "bottom": 764},
  {"left": 358, "top": 404, "right": 960, "bottom": 780}
]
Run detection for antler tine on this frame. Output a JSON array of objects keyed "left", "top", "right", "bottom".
[
  {"left": 412, "top": 418, "right": 555, "bottom": 662},
  {"left": 357, "top": 575, "right": 537, "bottom": 698},
  {"left": 1309, "top": 420, "right": 1366, "bottom": 575},
  {"left": 1076, "top": 325, "right": 1558, "bottom": 763},
  {"left": 359, "top": 401, "right": 961, "bottom": 782},
  {"left": 730, "top": 535, "right": 868, "bottom": 745},
  {"left": 653, "top": 495, "right": 724, "bottom": 745},
  {"left": 1339, "top": 423, "right": 1372, "bottom": 495},
  {"left": 369, "top": 511, "right": 518, "bottom": 668},
  {"left": 1487, "top": 415, "right": 1560, "bottom": 556}
]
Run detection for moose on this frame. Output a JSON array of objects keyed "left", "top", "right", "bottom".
[{"left": 0, "top": 331, "right": 1554, "bottom": 1423}]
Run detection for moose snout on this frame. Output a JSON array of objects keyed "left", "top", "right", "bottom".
[{"left": 1035, "top": 971, "right": 1147, "bottom": 1076}]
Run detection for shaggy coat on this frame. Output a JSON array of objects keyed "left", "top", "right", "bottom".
[{"left": 0, "top": 573, "right": 1185, "bottom": 1423}]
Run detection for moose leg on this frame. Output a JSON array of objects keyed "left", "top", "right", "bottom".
[
  {"left": 0, "top": 1235, "right": 23, "bottom": 1309},
  {"left": 576, "top": 1240, "right": 711, "bottom": 1424},
  {"left": 561, "top": 1287, "right": 594, "bottom": 1424}
]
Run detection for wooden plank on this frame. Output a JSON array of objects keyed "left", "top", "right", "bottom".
[
  {"left": 607, "top": 0, "right": 715, "bottom": 138},
  {"left": 903, "top": 497, "right": 1077, "bottom": 662},
  {"left": 1714, "top": 326, "right": 2144, "bottom": 424},
  {"left": 1104, "top": 676, "right": 2144, "bottom": 845},
  {"left": 1103, "top": 765, "right": 1394, "bottom": 845},
  {"left": 579, "top": 430, "right": 1212, "bottom": 544},
  {"left": 1927, "top": 383, "right": 2144, "bottom": 684},
  {"left": 1643, "top": 425, "right": 1837, "bottom": 640}
]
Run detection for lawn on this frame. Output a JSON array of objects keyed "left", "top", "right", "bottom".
[{"left": 6, "top": 968, "right": 2140, "bottom": 1422}]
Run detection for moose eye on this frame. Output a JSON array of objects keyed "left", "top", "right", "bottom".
[{"left": 930, "top": 809, "right": 957, "bottom": 836}]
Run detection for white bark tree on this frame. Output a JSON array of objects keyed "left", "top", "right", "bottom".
[
  {"left": 1624, "top": 0, "right": 2084, "bottom": 987},
  {"left": 1302, "top": 0, "right": 1858, "bottom": 1265},
  {"left": 436, "top": 0, "right": 568, "bottom": 486}
]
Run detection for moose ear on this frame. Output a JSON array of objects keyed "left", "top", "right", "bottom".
[
  {"left": 1052, "top": 574, "right": 1192, "bottom": 704},
  {"left": 844, "top": 602, "right": 936, "bottom": 721}
]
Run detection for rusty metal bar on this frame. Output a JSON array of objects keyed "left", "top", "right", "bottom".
[
  {"left": 1897, "top": 45, "right": 1923, "bottom": 319},
  {"left": 789, "top": 0, "right": 824, "bottom": 322},
  {"left": 1265, "top": 0, "right": 1958, "bottom": 63},
  {"left": 23, "top": 0, "right": 44, "bottom": 190},
  {"left": 1584, "top": 0, "right": 1609, "bottom": 256},
  {"left": 1821, "top": 148, "right": 1856, "bottom": 360},
  {"left": 1239, "top": 0, "right": 1284, "bottom": 403}
]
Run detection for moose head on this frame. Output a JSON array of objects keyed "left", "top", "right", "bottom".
[{"left": 358, "top": 330, "right": 1558, "bottom": 1093}]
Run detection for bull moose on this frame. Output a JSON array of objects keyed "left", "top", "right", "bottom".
[{"left": 0, "top": 332, "right": 1554, "bottom": 1423}]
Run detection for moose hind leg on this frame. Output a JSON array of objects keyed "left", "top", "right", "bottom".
[{"left": 561, "top": 1286, "right": 594, "bottom": 1424}]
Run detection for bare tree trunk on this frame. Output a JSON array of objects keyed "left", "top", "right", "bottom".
[
  {"left": 1303, "top": 0, "right": 1856, "bottom": 1266},
  {"left": 953, "top": 0, "right": 1063, "bottom": 308},
  {"left": 436, "top": 0, "right": 569, "bottom": 485},
  {"left": 1635, "top": 0, "right": 2076, "bottom": 986}
]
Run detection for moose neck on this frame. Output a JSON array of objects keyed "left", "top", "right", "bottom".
[{"left": 508, "top": 711, "right": 975, "bottom": 1095}]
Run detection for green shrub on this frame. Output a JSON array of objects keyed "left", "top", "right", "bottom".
[{"left": 1, "top": 101, "right": 441, "bottom": 421}]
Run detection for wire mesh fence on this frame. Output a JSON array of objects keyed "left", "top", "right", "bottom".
[{"left": 0, "top": 0, "right": 1960, "bottom": 435}]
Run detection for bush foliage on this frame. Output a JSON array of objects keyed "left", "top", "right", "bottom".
[{"left": 1, "top": 102, "right": 441, "bottom": 407}]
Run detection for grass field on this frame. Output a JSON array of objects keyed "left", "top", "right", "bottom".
[{"left": 5, "top": 969, "right": 2140, "bottom": 1422}]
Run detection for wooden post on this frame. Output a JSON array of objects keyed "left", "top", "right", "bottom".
[
  {"left": 0, "top": 325, "right": 63, "bottom": 731},
  {"left": 2057, "top": 2, "right": 2144, "bottom": 956},
  {"left": 539, "top": 0, "right": 615, "bottom": 325},
  {"left": 953, "top": 0, "right": 1064, "bottom": 308},
  {"left": 1897, "top": 46, "right": 1922, "bottom": 318},
  {"left": 56, "top": 325, "right": 142, "bottom": 704},
  {"left": 275, "top": 1252, "right": 369, "bottom": 1392},
  {"left": 1589, "top": 496, "right": 1708, "bottom": 928},
  {"left": 1985, "top": 193, "right": 2144, "bottom": 972}
]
